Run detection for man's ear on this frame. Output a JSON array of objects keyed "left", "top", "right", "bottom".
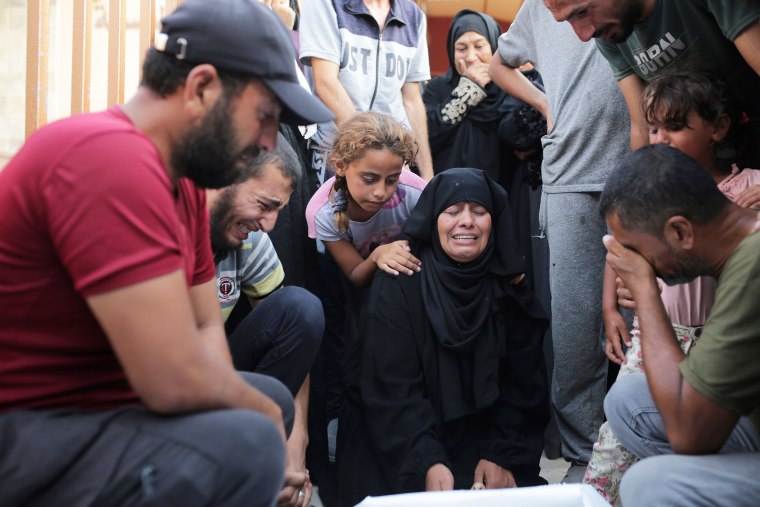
[
  {"left": 182, "top": 64, "right": 224, "bottom": 120},
  {"left": 711, "top": 113, "right": 731, "bottom": 143},
  {"left": 664, "top": 215, "right": 695, "bottom": 250}
]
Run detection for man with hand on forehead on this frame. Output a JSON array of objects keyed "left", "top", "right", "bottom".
[
  {"left": 600, "top": 145, "right": 760, "bottom": 506},
  {"left": 0, "top": 0, "right": 332, "bottom": 505}
]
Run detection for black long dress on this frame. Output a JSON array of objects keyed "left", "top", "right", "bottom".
[{"left": 335, "top": 169, "right": 549, "bottom": 506}]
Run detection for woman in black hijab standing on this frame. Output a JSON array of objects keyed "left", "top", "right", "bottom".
[
  {"left": 337, "top": 169, "right": 548, "bottom": 503},
  {"left": 424, "top": 10, "right": 513, "bottom": 183}
]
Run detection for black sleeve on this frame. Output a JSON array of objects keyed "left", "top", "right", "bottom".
[
  {"left": 424, "top": 77, "right": 459, "bottom": 154},
  {"left": 497, "top": 74, "right": 547, "bottom": 152},
  {"left": 477, "top": 298, "right": 549, "bottom": 483},
  {"left": 360, "top": 274, "right": 450, "bottom": 492},
  {"left": 424, "top": 76, "right": 487, "bottom": 154}
]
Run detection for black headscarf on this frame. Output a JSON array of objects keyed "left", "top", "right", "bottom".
[
  {"left": 403, "top": 168, "right": 527, "bottom": 420},
  {"left": 446, "top": 10, "right": 502, "bottom": 81}
]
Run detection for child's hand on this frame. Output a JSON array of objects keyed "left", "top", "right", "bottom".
[
  {"left": 735, "top": 184, "right": 760, "bottom": 209},
  {"left": 615, "top": 276, "right": 637, "bottom": 309},
  {"left": 370, "top": 240, "right": 421, "bottom": 276},
  {"left": 604, "top": 306, "right": 631, "bottom": 365}
]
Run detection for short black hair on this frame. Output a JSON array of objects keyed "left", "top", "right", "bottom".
[
  {"left": 140, "top": 48, "right": 251, "bottom": 98},
  {"left": 599, "top": 145, "right": 729, "bottom": 237},
  {"left": 271, "top": 132, "right": 302, "bottom": 191},
  {"left": 238, "top": 144, "right": 301, "bottom": 192}
]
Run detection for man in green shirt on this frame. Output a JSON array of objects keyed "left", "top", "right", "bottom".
[{"left": 599, "top": 145, "right": 760, "bottom": 506}]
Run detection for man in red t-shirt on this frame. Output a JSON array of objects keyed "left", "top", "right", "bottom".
[{"left": 0, "top": 0, "right": 332, "bottom": 505}]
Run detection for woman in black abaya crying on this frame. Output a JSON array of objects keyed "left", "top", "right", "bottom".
[{"left": 338, "top": 168, "right": 549, "bottom": 502}]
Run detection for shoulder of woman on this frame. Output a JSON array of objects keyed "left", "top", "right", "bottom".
[
  {"left": 423, "top": 75, "right": 451, "bottom": 93},
  {"left": 374, "top": 263, "right": 423, "bottom": 295}
]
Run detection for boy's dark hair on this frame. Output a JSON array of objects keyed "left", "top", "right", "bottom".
[
  {"left": 140, "top": 48, "right": 250, "bottom": 98},
  {"left": 600, "top": 145, "right": 730, "bottom": 237}
]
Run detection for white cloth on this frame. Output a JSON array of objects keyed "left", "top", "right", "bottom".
[{"left": 354, "top": 484, "right": 609, "bottom": 507}]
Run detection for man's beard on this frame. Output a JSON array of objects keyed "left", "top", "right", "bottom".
[
  {"left": 660, "top": 249, "right": 710, "bottom": 286},
  {"left": 171, "top": 95, "right": 258, "bottom": 189},
  {"left": 594, "top": 0, "right": 643, "bottom": 43},
  {"left": 209, "top": 186, "right": 238, "bottom": 262}
]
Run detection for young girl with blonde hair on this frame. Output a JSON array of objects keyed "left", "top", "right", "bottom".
[{"left": 306, "top": 112, "right": 426, "bottom": 287}]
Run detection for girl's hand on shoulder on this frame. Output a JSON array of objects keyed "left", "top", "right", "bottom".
[
  {"left": 425, "top": 463, "right": 454, "bottom": 491},
  {"left": 735, "top": 184, "right": 760, "bottom": 209},
  {"left": 473, "top": 459, "right": 516, "bottom": 489},
  {"left": 370, "top": 240, "right": 422, "bottom": 276}
]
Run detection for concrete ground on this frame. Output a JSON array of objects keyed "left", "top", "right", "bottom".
[
  {"left": 310, "top": 454, "right": 571, "bottom": 506},
  {"left": 540, "top": 453, "right": 572, "bottom": 484}
]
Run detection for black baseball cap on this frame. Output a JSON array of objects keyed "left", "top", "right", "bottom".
[{"left": 156, "top": 0, "right": 333, "bottom": 125}]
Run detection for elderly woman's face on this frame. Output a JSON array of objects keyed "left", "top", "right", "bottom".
[
  {"left": 453, "top": 31, "right": 492, "bottom": 75},
  {"left": 437, "top": 202, "right": 492, "bottom": 263}
]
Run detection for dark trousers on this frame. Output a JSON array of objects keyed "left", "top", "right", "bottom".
[
  {"left": 0, "top": 372, "right": 293, "bottom": 507},
  {"left": 316, "top": 253, "right": 349, "bottom": 419},
  {"left": 227, "top": 286, "right": 324, "bottom": 396}
]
